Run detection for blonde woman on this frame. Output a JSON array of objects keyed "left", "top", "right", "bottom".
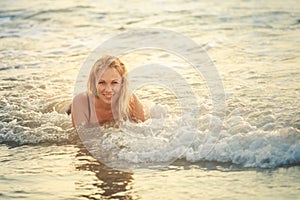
[{"left": 72, "top": 55, "right": 145, "bottom": 127}]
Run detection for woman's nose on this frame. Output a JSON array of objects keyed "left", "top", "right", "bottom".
[{"left": 104, "top": 84, "right": 113, "bottom": 92}]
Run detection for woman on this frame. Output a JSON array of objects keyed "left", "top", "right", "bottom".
[{"left": 72, "top": 55, "right": 145, "bottom": 127}]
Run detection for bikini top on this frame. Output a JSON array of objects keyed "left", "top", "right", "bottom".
[{"left": 87, "top": 94, "right": 91, "bottom": 123}]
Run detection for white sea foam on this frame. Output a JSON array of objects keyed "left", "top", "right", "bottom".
[
  {"left": 73, "top": 104, "right": 300, "bottom": 169},
  {"left": 1, "top": 91, "right": 299, "bottom": 169},
  {"left": 0, "top": 95, "right": 74, "bottom": 145}
]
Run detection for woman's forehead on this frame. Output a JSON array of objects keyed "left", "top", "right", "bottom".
[{"left": 98, "top": 68, "right": 121, "bottom": 80}]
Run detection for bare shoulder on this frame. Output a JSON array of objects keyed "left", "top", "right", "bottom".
[
  {"left": 71, "top": 92, "right": 89, "bottom": 127},
  {"left": 72, "top": 92, "right": 89, "bottom": 114},
  {"left": 130, "top": 93, "right": 138, "bottom": 103},
  {"left": 129, "top": 94, "right": 143, "bottom": 108},
  {"left": 73, "top": 92, "right": 88, "bottom": 105},
  {"left": 129, "top": 94, "right": 146, "bottom": 122}
]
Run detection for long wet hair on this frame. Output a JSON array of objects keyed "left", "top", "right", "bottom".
[{"left": 87, "top": 55, "right": 130, "bottom": 122}]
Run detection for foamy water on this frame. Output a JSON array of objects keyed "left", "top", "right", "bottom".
[{"left": 0, "top": 0, "right": 299, "bottom": 199}]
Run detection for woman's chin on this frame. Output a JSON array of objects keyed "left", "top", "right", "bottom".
[{"left": 103, "top": 98, "right": 112, "bottom": 104}]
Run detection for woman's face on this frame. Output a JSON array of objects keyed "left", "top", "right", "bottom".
[{"left": 96, "top": 67, "right": 122, "bottom": 105}]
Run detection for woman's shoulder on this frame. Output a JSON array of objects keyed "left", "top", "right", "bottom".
[
  {"left": 73, "top": 92, "right": 88, "bottom": 100},
  {"left": 129, "top": 94, "right": 146, "bottom": 122},
  {"left": 129, "top": 93, "right": 139, "bottom": 103},
  {"left": 73, "top": 92, "right": 89, "bottom": 105},
  {"left": 71, "top": 92, "right": 91, "bottom": 127}
]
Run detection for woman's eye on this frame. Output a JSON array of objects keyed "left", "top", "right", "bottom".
[
  {"left": 112, "top": 82, "right": 119, "bottom": 84},
  {"left": 98, "top": 82, "right": 105, "bottom": 85}
]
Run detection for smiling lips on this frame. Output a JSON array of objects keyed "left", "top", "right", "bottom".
[{"left": 103, "top": 93, "right": 113, "bottom": 100}]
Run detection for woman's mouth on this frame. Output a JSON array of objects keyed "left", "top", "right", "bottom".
[{"left": 103, "top": 93, "right": 113, "bottom": 100}]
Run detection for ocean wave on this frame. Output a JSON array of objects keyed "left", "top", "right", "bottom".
[{"left": 1, "top": 97, "right": 299, "bottom": 169}]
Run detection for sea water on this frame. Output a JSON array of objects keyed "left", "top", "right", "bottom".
[{"left": 0, "top": 0, "right": 299, "bottom": 199}]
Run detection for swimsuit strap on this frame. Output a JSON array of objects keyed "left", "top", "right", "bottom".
[{"left": 87, "top": 94, "right": 91, "bottom": 123}]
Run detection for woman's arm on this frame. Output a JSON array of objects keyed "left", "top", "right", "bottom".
[{"left": 129, "top": 94, "right": 146, "bottom": 122}]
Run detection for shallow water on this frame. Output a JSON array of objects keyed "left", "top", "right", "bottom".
[
  {"left": 1, "top": 144, "right": 300, "bottom": 200},
  {"left": 0, "top": 0, "right": 299, "bottom": 199}
]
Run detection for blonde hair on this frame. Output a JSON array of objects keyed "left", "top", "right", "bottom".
[{"left": 87, "top": 55, "right": 130, "bottom": 122}]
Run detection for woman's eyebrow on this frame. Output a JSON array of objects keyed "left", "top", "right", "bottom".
[{"left": 98, "top": 78, "right": 121, "bottom": 82}]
